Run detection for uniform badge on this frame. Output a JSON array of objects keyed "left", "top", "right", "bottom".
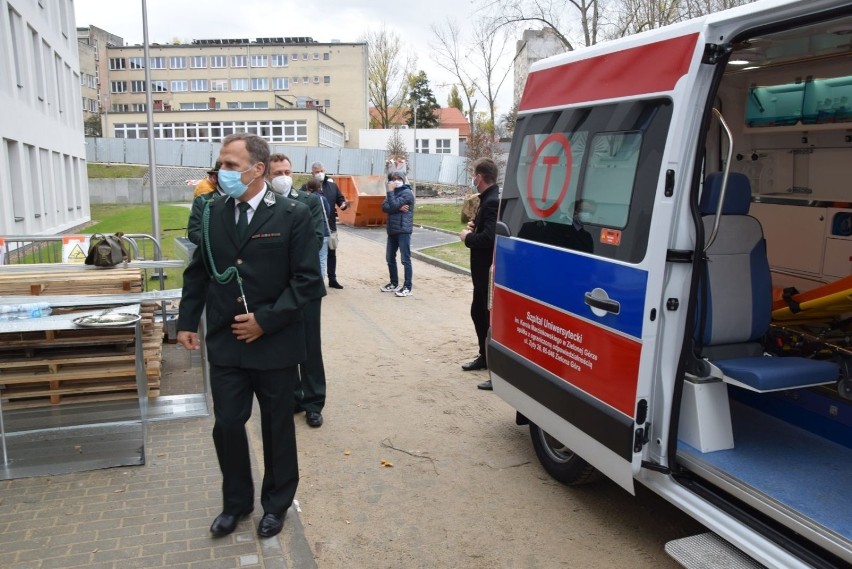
[{"left": 263, "top": 191, "right": 277, "bottom": 207}]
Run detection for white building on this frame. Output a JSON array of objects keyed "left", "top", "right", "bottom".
[
  {"left": 514, "top": 28, "right": 568, "bottom": 109},
  {"left": 0, "top": 0, "right": 89, "bottom": 236},
  {"left": 358, "top": 127, "right": 460, "bottom": 156}
]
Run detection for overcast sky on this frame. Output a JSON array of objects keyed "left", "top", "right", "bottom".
[{"left": 73, "top": 0, "right": 515, "bottom": 116}]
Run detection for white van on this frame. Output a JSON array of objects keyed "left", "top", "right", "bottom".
[{"left": 489, "top": 1, "right": 852, "bottom": 566}]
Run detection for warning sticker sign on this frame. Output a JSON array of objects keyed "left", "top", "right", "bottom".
[{"left": 62, "top": 236, "right": 89, "bottom": 263}]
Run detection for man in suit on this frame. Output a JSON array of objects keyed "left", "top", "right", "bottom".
[
  {"left": 268, "top": 153, "right": 328, "bottom": 428},
  {"left": 300, "top": 161, "right": 348, "bottom": 289},
  {"left": 177, "top": 133, "right": 324, "bottom": 539},
  {"left": 458, "top": 158, "right": 500, "bottom": 390}
]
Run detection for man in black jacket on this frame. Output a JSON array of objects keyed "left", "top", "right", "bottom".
[
  {"left": 301, "top": 161, "right": 348, "bottom": 289},
  {"left": 458, "top": 158, "right": 500, "bottom": 390},
  {"left": 177, "top": 133, "right": 324, "bottom": 539}
]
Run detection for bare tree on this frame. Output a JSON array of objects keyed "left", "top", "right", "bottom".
[
  {"left": 469, "top": 20, "right": 514, "bottom": 129},
  {"left": 364, "top": 26, "right": 413, "bottom": 128},
  {"left": 611, "top": 0, "right": 755, "bottom": 36},
  {"left": 430, "top": 20, "right": 480, "bottom": 129},
  {"left": 681, "top": 0, "right": 755, "bottom": 19},
  {"left": 477, "top": 0, "right": 604, "bottom": 49}
]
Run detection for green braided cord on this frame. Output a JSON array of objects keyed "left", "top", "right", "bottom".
[{"left": 201, "top": 198, "right": 248, "bottom": 304}]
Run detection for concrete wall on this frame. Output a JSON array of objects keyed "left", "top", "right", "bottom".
[{"left": 88, "top": 179, "right": 196, "bottom": 204}]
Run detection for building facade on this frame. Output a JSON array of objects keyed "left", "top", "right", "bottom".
[
  {"left": 359, "top": 127, "right": 461, "bottom": 157},
  {"left": 86, "top": 36, "right": 367, "bottom": 148},
  {"left": 513, "top": 28, "right": 568, "bottom": 109},
  {"left": 77, "top": 25, "right": 125, "bottom": 135},
  {"left": 0, "top": 0, "right": 89, "bottom": 236}
]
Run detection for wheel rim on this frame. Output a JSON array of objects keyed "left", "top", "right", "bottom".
[{"left": 538, "top": 429, "right": 574, "bottom": 464}]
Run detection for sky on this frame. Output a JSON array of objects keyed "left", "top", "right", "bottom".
[{"left": 73, "top": 0, "right": 515, "bottom": 118}]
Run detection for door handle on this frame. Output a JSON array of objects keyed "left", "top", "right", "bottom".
[{"left": 584, "top": 292, "right": 620, "bottom": 315}]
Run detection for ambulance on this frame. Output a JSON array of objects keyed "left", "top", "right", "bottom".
[{"left": 489, "top": 0, "right": 852, "bottom": 566}]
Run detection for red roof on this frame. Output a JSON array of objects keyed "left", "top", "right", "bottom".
[{"left": 369, "top": 107, "right": 470, "bottom": 136}]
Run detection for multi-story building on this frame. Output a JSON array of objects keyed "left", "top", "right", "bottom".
[
  {"left": 513, "top": 28, "right": 567, "bottom": 110},
  {"left": 88, "top": 36, "right": 367, "bottom": 148},
  {"left": 77, "top": 25, "right": 124, "bottom": 134},
  {"left": 0, "top": 0, "right": 89, "bottom": 236}
]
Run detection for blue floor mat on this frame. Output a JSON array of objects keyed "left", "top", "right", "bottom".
[{"left": 679, "top": 401, "right": 852, "bottom": 539}]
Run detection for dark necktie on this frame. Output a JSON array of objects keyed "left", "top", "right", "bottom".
[{"left": 236, "top": 202, "right": 250, "bottom": 241}]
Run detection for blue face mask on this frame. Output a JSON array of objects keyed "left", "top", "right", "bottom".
[{"left": 218, "top": 165, "right": 256, "bottom": 199}]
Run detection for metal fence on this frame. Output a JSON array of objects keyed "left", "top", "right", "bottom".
[{"left": 85, "top": 138, "right": 471, "bottom": 186}]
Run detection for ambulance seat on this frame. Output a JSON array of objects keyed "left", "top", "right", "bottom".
[{"left": 697, "top": 172, "right": 839, "bottom": 392}]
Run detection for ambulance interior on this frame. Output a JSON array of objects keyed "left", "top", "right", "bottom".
[{"left": 677, "top": 13, "right": 852, "bottom": 560}]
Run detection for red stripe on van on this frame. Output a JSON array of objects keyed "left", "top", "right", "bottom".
[
  {"left": 519, "top": 33, "right": 699, "bottom": 111},
  {"left": 491, "top": 287, "right": 641, "bottom": 418}
]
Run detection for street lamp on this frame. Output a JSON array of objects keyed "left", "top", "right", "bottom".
[
  {"left": 412, "top": 104, "right": 417, "bottom": 193},
  {"left": 141, "top": 0, "right": 163, "bottom": 286}
]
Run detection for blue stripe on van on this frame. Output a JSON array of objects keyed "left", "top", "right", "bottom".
[{"left": 493, "top": 237, "right": 647, "bottom": 339}]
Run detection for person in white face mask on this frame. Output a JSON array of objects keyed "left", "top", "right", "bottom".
[
  {"left": 300, "top": 161, "right": 348, "bottom": 289},
  {"left": 268, "top": 154, "right": 328, "bottom": 429}
]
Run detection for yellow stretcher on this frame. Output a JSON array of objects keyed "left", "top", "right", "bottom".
[{"left": 772, "top": 275, "right": 852, "bottom": 323}]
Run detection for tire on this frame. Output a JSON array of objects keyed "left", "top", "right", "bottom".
[{"left": 529, "top": 423, "right": 600, "bottom": 486}]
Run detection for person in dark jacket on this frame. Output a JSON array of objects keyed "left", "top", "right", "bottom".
[
  {"left": 458, "top": 158, "right": 500, "bottom": 390},
  {"left": 300, "top": 161, "right": 348, "bottom": 289},
  {"left": 380, "top": 170, "right": 415, "bottom": 297}
]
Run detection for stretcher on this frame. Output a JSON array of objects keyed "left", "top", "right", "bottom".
[{"left": 772, "top": 275, "right": 852, "bottom": 323}]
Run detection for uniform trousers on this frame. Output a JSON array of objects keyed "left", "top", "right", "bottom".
[{"left": 210, "top": 364, "right": 299, "bottom": 516}]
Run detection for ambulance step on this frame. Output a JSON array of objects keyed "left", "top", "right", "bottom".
[{"left": 665, "top": 533, "right": 764, "bottom": 568}]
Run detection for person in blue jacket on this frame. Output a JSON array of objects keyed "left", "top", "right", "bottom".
[{"left": 380, "top": 170, "right": 415, "bottom": 297}]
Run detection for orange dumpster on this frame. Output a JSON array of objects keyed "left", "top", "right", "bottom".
[{"left": 334, "top": 175, "right": 388, "bottom": 227}]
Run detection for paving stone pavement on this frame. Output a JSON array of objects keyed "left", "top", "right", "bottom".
[{"left": 0, "top": 363, "right": 316, "bottom": 569}]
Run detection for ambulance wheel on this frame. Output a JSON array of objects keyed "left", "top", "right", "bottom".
[{"left": 530, "top": 423, "right": 600, "bottom": 486}]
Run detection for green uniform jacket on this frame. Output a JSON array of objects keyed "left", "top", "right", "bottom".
[
  {"left": 178, "top": 186, "right": 325, "bottom": 370},
  {"left": 284, "top": 188, "right": 325, "bottom": 249}
]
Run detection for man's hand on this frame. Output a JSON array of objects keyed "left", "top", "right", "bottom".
[
  {"left": 232, "top": 312, "right": 265, "bottom": 343},
  {"left": 459, "top": 220, "right": 474, "bottom": 242},
  {"left": 177, "top": 330, "right": 200, "bottom": 351},
  {"left": 400, "top": 204, "right": 410, "bottom": 213}
]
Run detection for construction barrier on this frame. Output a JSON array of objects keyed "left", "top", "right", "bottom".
[{"left": 335, "top": 175, "right": 388, "bottom": 227}]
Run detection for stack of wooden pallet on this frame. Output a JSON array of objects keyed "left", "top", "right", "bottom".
[{"left": 0, "top": 267, "right": 164, "bottom": 408}]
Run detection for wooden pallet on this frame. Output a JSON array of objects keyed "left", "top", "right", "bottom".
[{"left": 0, "top": 268, "right": 167, "bottom": 408}]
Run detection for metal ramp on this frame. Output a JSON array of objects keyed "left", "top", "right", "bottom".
[{"left": 666, "top": 533, "right": 765, "bottom": 569}]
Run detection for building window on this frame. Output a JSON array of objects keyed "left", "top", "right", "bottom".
[
  {"left": 323, "top": 75, "right": 330, "bottom": 84},
  {"left": 130, "top": 80, "right": 146, "bottom": 93},
  {"left": 323, "top": 52, "right": 330, "bottom": 61},
  {"left": 250, "top": 55, "right": 267, "bottom": 67},
  {"left": 210, "top": 55, "right": 226, "bottom": 68},
  {"left": 417, "top": 139, "right": 430, "bottom": 154},
  {"left": 318, "top": 122, "right": 344, "bottom": 148},
  {"left": 190, "top": 55, "right": 206, "bottom": 68},
  {"left": 191, "top": 79, "right": 208, "bottom": 92},
  {"left": 151, "top": 80, "right": 168, "bottom": 92},
  {"left": 169, "top": 56, "right": 186, "bottom": 69},
  {"left": 181, "top": 102, "right": 216, "bottom": 110},
  {"left": 111, "top": 103, "right": 130, "bottom": 112},
  {"left": 273, "top": 77, "right": 289, "bottom": 90},
  {"left": 131, "top": 103, "right": 146, "bottom": 112},
  {"left": 313, "top": 76, "right": 320, "bottom": 84},
  {"left": 291, "top": 53, "right": 299, "bottom": 60},
  {"left": 110, "top": 81, "right": 127, "bottom": 93},
  {"left": 231, "top": 55, "right": 247, "bottom": 67},
  {"left": 303, "top": 76, "right": 309, "bottom": 84},
  {"left": 211, "top": 79, "right": 228, "bottom": 92},
  {"left": 109, "top": 57, "right": 126, "bottom": 70},
  {"left": 436, "top": 139, "right": 451, "bottom": 154},
  {"left": 129, "top": 56, "right": 145, "bottom": 69},
  {"left": 149, "top": 57, "right": 165, "bottom": 69},
  {"left": 231, "top": 78, "right": 249, "bottom": 91},
  {"left": 313, "top": 53, "right": 319, "bottom": 60},
  {"left": 271, "top": 54, "right": 288, "bottom": 67},
  {"left": 324, "top": 99, "right": 331, "bottom": 108},
  {"left": 302, "top": 53, "right": 308, "bottom": 60},
  {"left": 227, "top": 101, "right": 269, "bottom": 110},
  {"left": 251, "top": 78, "right": 268, "bottom": 91},
  {"left": 114, "top": 119, "right": 308, "bottom": 143},
  {"left": 170, "top": 80, "right": 188, "bottom": 92},
  {"left": 291, "top": 77, "right": 299, "bottom": 84}
]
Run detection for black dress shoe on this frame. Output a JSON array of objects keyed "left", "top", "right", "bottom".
[
  {"left": 210, "top": 509, "right": 252, "bottom": 537},
  {"left": 462, "top": 356, "right": 487, "bottom": 371},
  {"left": 328, "top": 280, "right": 344, "bottom": 289},
  {"left": 257, "top": 512, "right": 285, "bottom": 538},
  {"left": 306, "top": 411, "right": 323, "bottom": 428},
  {"left": 477, "top": 380, "right": 493, "bottom": 391}
]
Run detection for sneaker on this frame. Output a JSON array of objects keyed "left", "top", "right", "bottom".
[
  {"left": 394, "top": 287, "right": 412, "bottom": 297},
  {"left": 380, "top": 283, "right": 400, "bottom": 292}
]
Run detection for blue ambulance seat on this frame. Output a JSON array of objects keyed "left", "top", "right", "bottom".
[{"left": 697, "top": 173, "right": 839, "bottom": 392}]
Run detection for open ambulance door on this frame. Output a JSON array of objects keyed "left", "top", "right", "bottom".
[{"left": 489, "top": 29, "right": 709, "bottom": 494}]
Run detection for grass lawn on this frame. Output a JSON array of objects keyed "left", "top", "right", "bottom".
[
  {"left": 85, "top": 201, "right": 472, "bottom": 282},
  {"left": 89, "top": 203, "right": 193, "bottom": 289},
  {"left": 87, "top": 163, "right": 148, "bottom": 178}
]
